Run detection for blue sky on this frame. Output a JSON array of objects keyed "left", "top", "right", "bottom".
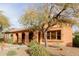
[
  {"left": 0, "top": 3, "right": 35, "bottom": 28},
  {"left": 0, "top": 3, "right": 43, "bottom": 28}
]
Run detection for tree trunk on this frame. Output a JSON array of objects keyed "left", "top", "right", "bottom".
[{"left": 43, "top": 31, "right": 48, "bottom": 47}]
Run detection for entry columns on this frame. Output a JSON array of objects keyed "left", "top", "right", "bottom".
[
  {"left": 25, "top": 32, "right": 29, "bottom": 44},
  {"left": 4, "top": 33, "right": 8, "bottom": 42},
  {"left": 33, "top": 31, "right": 38, "bottom": 42},
  {"left": 13, "top": 33, "right": 17, "bottom": 44},
  {"left": 18, "top": 33, "right": 22, "bottom": 44}
]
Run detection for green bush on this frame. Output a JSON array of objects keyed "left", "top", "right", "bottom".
[
  {"left": 73, "top": 35, "right": 79, "bottom": 47},
  {"left": 28, "top": 40, "right": 38, "bottom": 47},
  {"left": 7, "top": 50, "right": 17, "bottom": 56},
  {"left": 28, "top": 40, "right": 50, "bottom": 56}
]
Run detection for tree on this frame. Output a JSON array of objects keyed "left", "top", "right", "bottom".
[
  {"left": 0, "top": 11, "right": 10, "bottom": 40},
  {"left": 20, "top": 3, "right": 79, "bottom": 47},
  {"left": 0, "top": 11, "right": 10, "bottom": 31}
]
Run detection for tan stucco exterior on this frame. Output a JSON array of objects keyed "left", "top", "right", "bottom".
[{"left": 3, "top": 23, "right": 73, "bottom": 47}]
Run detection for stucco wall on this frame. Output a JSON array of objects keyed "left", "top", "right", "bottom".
[
  {"left": 4, "top": 23, "right": 72, "bottom": 47},
  {"left": 41, "top": 24, "right": 72, "bottom": 47},
  {"left": 61, "top": 24, "right": 72, "bottom": 46}
]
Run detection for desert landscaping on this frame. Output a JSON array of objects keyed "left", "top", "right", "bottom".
[{"left": 0, "top": 3, "right": 79, "bottom": 56}]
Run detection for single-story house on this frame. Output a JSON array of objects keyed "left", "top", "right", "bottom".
[{"left": 3, "top": 23, "right": 73, "bottom": 47}]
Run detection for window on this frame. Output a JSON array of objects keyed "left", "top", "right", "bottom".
[
  {"left": 51, "top": 31, "right": 56, "bottom": 39},
  {"left": 47, "top": 30, "right": 61, "bottom": 40},
  {"left": 57, "top": 30, "right": 61, "bottom": 40},
  {"left": 47, "top": 31, "right": 51, "bottom": 39}
]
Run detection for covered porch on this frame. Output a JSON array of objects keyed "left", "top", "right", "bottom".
[
  {"left": 3, "top": 28, "right": 65, "bottom": 47},
  {"left": 3, "top": 30, "right": 42, "bottom": 45}
]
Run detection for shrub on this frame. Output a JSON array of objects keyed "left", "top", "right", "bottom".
[
  {"left": 28, "top": 40, "right": 50, "bottom": 56},
  {"left": 28, "top": 40, "right": 38, "bottom": 47},
  {"left": 73, "top": 35, "right": 79, "bottom": 47},
  {"left": 7, "top": 50, "right": 17, "bottom": 56}
]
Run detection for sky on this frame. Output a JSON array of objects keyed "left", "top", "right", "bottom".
[
  {"left": 0, "top": 3, "right": 44, "bottom": 28},
  {"left": 0, "top": 3, "right": 26, "bottom": 28},
  {"left": 0, "top": 3, "right": 37, "bottom": 28},
  {"left": 0, "top": 3, "right": 78, "bottom": 32}
]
